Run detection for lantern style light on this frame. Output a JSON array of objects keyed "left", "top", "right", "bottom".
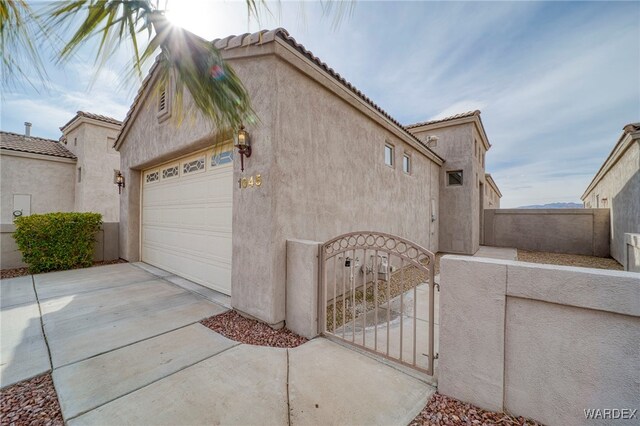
[
  {"left": 115, "top": 171, "right": 125, "bottom": 194},
  {"left": 234, "top": 125, "right": 251, "bottom": 172}
]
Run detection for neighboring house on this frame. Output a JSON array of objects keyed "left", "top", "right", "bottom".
[
  {"left": 114, "top": 28, "right": 501, "bottom": 328},
  {"left": 0, "top": 112, "right": 122, "bottom": 224},
  {"left": 1, "top": 126, "right": 77, "bottom": 224},
  {"left": 581, "top": 122, "right": 640, "bottom": 265},
  {"left": 59, "top": 111, "right": 122, "bottom": 222},
  {"left": 485, "top": 173, "right": 502, "bottom": 209},
  {"left": 406, "top": 111, "right": 500, "bottom": 253},
  {"left": 1, "top": 113, "right": 122, "bottom": 269}
]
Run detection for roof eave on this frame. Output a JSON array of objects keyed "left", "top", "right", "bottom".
[
  {"left": 581, "top": 128, "right": 640, "bottom": 200},
  {"left": 408, "top": 114, "right": 491, "bottom": 151}
]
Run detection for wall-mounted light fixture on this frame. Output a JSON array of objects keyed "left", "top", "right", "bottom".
[
  {"left": 426, "top": 135, "right": 439, "bottom": 148},
  {"left": 234, "top": 125, "right": 251, "bottom": 172},
  {"left": 115, "top": 171, "right": 125, "bottom": 194}
]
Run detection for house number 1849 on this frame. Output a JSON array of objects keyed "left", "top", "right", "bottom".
[{"left": 238, "top": 174, "right": 262, "bottom": 189}]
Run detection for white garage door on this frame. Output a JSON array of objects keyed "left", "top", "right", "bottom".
[{"left": 142, "top": 146, "right": 233, "bottom": 295}]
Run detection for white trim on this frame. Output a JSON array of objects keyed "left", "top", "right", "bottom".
[{"left": 384, "top": 143, "right": 395, "bottom": 168}]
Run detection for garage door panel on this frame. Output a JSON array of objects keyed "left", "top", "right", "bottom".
[
  {"left": 143, "top": 205, "right": 232, "bottom": 230},
  {"left": 142, "top": 227, "right": 232, "bottom": 262},
  {"left": 142, "top": 149, "right": 232, "bottom": 295},
  {"left": 142, "top": 245, "right": 231, "bottom": 294}
]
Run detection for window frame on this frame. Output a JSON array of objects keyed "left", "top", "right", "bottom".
[
  {"left": 447, "top": 170, "right": 464, "bottom": 186},
  {"left": 402, "top": 152, "right": 411, "bottom": 174},
  {"left": 384, "top": 143, "right": 395, "bottom": 168}
]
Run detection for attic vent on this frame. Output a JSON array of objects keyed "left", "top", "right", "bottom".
[
  {"left": 158, "top": 88, "right": 167, "bottom": 112},
  {"left": 157, "top": 84, "right": 171, "bottom": 122}
]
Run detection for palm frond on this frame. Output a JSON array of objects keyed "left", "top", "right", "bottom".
[
  {"left": 46, "top": 0, "right": 152, "bottom": 79},
  {"left": 148, "top": 13, "right": 255, "bottom": 130},
  {"left": 1, "top": 0, "right": 50, "bottom": 91}
]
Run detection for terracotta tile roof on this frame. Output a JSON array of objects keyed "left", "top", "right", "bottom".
[
  {"left": 405, "top": 110, "right": 481, "bottom": 129},
  {"left": 0, "top": 131, "right": 76, "bottom": 159},
  {"left": 60, "top": 111, "right": 122, "bottom": 131},
  {"left": 115, "top": 28, "right": 443, "bottom": 162},
  {"left": 623, "top": 122, "right": 640, "bottom": 133}
]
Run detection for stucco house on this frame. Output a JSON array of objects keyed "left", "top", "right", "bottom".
[
  {"left": 114, "top": 28, "right": 501, "bottom": 327},
  {"left": 0, "top": 112, "right": 122, "bottom": 268},
  {"left": 581, "top": 122, "right": 640, "bottom": 269},
  {"left": 484, "top": 174, "right": 502, "bottom": 209},
  {"left": 406, "top": 111, "right": 500, "bottom": 253}
]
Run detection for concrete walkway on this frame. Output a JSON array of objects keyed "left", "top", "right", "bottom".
[{"left": 1, "top": 263, "right": 434, "bottom": 425}]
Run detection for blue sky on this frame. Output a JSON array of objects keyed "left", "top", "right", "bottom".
[{"left": 2, "top": 1, "right": 639, "bottom": 207}]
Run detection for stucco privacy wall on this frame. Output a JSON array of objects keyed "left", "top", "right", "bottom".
[
  {"left": 483, "top": 208, "right": 610, "bottom": 257},
  {"left": 439, "top": 256, "right": 640, "bottom": 426},
  {"left": 582, "top": 135, "right": 639, "bottom": 264},
  {"left": 625, "top": 233, "right": 640, "bottom": 272},
  {"left": 0, "top": 223, "right": 119, "bottom": 269},
  {"left": 0, "top": 152, "right": 75, "bottom": 224}
]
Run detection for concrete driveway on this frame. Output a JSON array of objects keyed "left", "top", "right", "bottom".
[{"left": 1, "top": 263, "right": 434, "bottom": 425}]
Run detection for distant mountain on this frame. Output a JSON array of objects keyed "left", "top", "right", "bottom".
[{"left": 516, "top": 202, "right": 583, "bottom": 209}]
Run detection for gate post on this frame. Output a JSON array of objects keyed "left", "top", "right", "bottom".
[{"left": 285, "top": 239, "right": 322, "bottom": 339}]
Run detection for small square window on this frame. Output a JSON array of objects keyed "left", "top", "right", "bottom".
[
  {"left": 384, "top": 144, "right": 394, "bottom": 167},
  {"left": 447, "top": 170, "right": 463, "bottom": 186},
  {"left": 402, "top": 154, "right": 411, "bottom": 174}
]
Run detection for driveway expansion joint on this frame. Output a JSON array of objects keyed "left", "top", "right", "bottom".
[
  {"left": 30, "top": 274, "right": 53, "bottom": 374},
  {"left": 63, "top": 339, "right": 241, "bottom": 422}
]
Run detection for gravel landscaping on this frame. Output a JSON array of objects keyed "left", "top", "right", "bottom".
[
  {"left": 517, "top": 250, "right": 623, "bottom": 270},
  {"left": 410, "top": 393, "right": 542, "bottom": 426},
  {"left": 200, "top": 310, "right": 308, "bottom": 348},
  {"left": 0, "top": 374, "right": 63, "bottom": 426},
  {"left": 326, "top": 256, "right": 437, "bottom": 331},
  {"left": 0, "top": 259, "right": 128, "bottom": 280}
]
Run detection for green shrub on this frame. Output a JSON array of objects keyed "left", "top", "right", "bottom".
[{"left": 13, "top": 212, "right": 102, "bottom": 274}]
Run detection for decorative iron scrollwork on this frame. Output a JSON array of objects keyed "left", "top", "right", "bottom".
[{"left": 322, "top": 231, "right": 433, "bottom": 267}]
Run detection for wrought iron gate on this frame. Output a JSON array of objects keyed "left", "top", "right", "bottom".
[{"left": 318, "top": 231, "right": 437, "bottom": 375}]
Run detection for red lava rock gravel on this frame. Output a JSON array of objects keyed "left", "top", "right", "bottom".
[
  {"left": 0, "top": 373, "right": 63, "bottom": 426},
  {"left": 200, "top": 310, "right": 308, "bottom": 348},
  {"left": 410, "top": 393, "right": 542, "bottom": 426}
]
